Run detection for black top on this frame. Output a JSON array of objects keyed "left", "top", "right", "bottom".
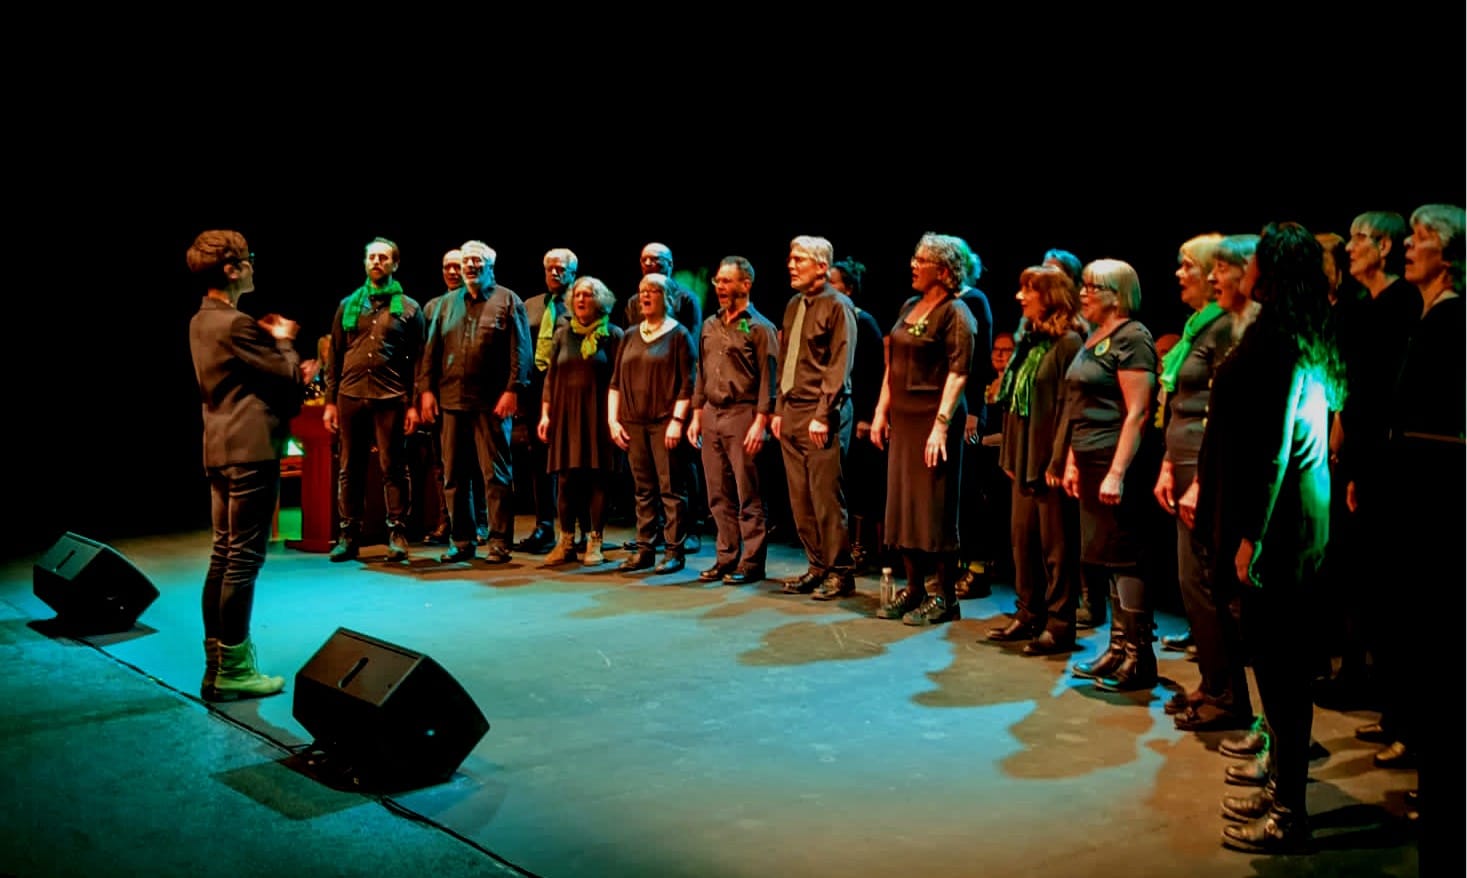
[
  {"left": 848, "top": 305, "right": 885, "bottom": 423},
  {"left": 776, "top": 287, "right": 856, "bottom": 423},
  {"left": 523, "top": 289, "right": 569, "bottom": 411},
  {"left": 326, "top": 290, "right": 424, "bottom": 404},
  {"left": 1390, "top": 295, "right": 1465, "bottom": 443},
  {"left": 610, "top": 323, "right": 696, "bottom": 424},
  {"left": 692, "top": 303, "right": 778, "bottom": 413},
  {"left": 1163, "top": 310, "right": 1235, "bottom": 466},
  {"left": 418, "top": 284, "right": 531, "bottom": 411},
  {"left": 887, "top": 295, "right": 976, "bottom": 398},
  {"left": 958, "top": 287, "right": 997, "bottom": 430},
  {"left": 1338, "top": 277, "right": 1424, "bottom": 480},
  {"left": 189, "top": 297, "right": 302, "bottom": 469},
  {"left": 1062, "top": 320, "right": 1157, "bottom": 453},
  {"left": 1000, "top": 330, "right": 1084, "bottom": 487}
]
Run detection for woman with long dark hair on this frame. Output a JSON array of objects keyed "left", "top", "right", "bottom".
[{"left": 1196, "top": 222, "right": 1344, "bottom": 854}]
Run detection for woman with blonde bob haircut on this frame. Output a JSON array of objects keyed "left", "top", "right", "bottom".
[{"left": 1060, "top": 258, "right": 1159, "bottom": 691}]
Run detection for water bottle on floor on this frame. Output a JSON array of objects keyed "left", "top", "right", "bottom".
[{"left": 879, "top": 567, "right": 896, "bottom": 611}]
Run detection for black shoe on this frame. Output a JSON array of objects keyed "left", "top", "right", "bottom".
[
  {"left": 514, "top": 526, "right": 555, "bottom": 554},
  {"left": 780, "top": 570, "right": 822, "bottom": 594},
  {"left": 1354, "top": 721, "right": 1390, "bottom": 744},
  {"left": 1220, "top": 724, "right": 1269, "bottom": 759},
  {"left": 1174, "top": 707, "right": 1254, "bottom": 732},
  {"left": 1093, "top": 645, "right": 1158, "bottom": 692},
  {"left": 1222, "top": 784, "right": 1275, "bottom": 822},
  {"left": 953, "top": 569, "right": 990, "bottom": 599},
  {"left": 619, "top": 551, "right": 656, "bottom": 573},
  {"left": 439, "top": 545, "right": 476, "bottom": 563},
  {"left": 1164, "top": 690, "right": 1202, "bottom": 715},
  {"left": 1071, "top": 645, "right": 1124, "bottom": 680},
  {"left": 1221, "top": 807, "right": 1311, "bottom": 854},
  {"left": 484, "top": 542, "right": 512, "bottom": 564},
  {"left": 876, "top": 586, "right": 924, "bottom": 620},
  {"left": 1160, "top": 630, "right": 1194, "bottom": 651},
  {"left": 699, "top": 562, "right": 735, "bottom": 582},
  {"left": 421, "top": 526, "right": 450, "bottom": 546},
  {"left": 328, "top": 538, "right": 359, "bottom": 563},
  {"left": 683, "top": 534, "right": 701, "bottom": 554},
  {"left": 1022, "top": 630, "right": 1077, "bottom": 656},
  {"left": 652, "top": 553, "right": 686, "bottom": 575},
  {"left": 1373, "top": 740, "right": 1415, "bottom": 769},
  {"left": 385, "top": 531, "right": 410, "bottom": 562},
  {"left": 723, "top": 566, "right": 764, "bottom": 585},
  {"left": 987, "top": 617, "right": 1041, "bottom": 642},
  {"left": 903, "top": 594, "right": 959, "bottom": 625},
  {"left": 1225, "top": 754, "right": 1271, "bottom": 787},
  {"left": 811, "top": 573, "right": 855, "bottom": 601}
]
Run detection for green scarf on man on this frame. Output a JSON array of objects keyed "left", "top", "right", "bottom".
[
  {"left": 534, "top": 298, "right": 564, "bottom": 372},
  {"left": 341, "top": 277, "right": 404, "bottom": 330}
]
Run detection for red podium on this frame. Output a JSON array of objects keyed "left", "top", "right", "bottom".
[{"left": 285, "top": 404, "right": 336, "bottom": 552}]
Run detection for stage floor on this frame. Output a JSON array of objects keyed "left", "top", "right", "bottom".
[{"left": 1, "top": 522, "right": 1421, "bottom": 877}]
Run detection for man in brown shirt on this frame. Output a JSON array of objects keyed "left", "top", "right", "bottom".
[{"left": 773, "top": 236, "right": 858, "bottom": 599}]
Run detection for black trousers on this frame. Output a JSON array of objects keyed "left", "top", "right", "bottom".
[
  {"left": 204, "top": 461, "right": 278, "bottom": 645},
  {"left": 701, "top": 404, "right": 768, "bottom": 569},
  {"left": 779, "top": 398, "right": 853, "bottom": 576},
  {"left": 1009, "top": 479, "right": 1078, "bottom": 636},
  {"left": 1175, "top": 462, "right": 1251, "bottom": 717},
  {"left": 1241, "top": 570, "right": 1316, "bottom": 813},
  {"left": 521, "top": 423, "right": 557, "bottom": 527},
  {"left": 441, "top": 409, "right": 514, "bottom": 549},
  {"left": 625, "top": 419, "right": 688, "bottom": 551},
  {"left": 336, "top": 395, "right": 410, "bottom": 535}
]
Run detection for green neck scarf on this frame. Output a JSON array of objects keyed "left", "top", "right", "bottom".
[
  {"left": 342, "top": 277, "right": 404, "bottom": 330},
  {"left": 534, "top": 296, "right": 568, "bottom": 371},
  {"left": 570, "top": 315, "right": 610, "bottom": 359},
  {"left": 999, "top": 337, "right": 1052, "bottom": 418},
  {"left": 1159, "top": 301, "right": 1225, "bottom": 392}
]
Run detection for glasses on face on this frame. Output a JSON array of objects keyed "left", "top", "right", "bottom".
[
  {"left": 1079, "top": 283, "right": 1113, "bottom": 296},
  {"left": 911, "top": 255, "right": 938, "bottom": 266}
]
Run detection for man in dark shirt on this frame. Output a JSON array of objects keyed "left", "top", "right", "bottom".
[
  {"left": 773, "top": 235, "right": 858, "bottom": 599},
  {"left": 418, "top": 240, "right": 531, "bottom": 563},
  {"left": 324, "top": 237, "right": 424, "bottom": 563},
  {"left": 516, "top": 247, "right": 578, "bottom": 554},
  {"left": 687, "top": 256, "right": 778, "bottom": 585}
]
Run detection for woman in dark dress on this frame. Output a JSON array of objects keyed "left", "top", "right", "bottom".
[
  {"left": 538, "top": 276, "right": 624, "bottom": 566},
  {"left": 870, "top": 233, "right": 976, "bottom": 626},
  {"left": 1060, "top": 259, "right": 1158, "bottom": 692},
  {"left": 985, "top": 265, "right": 1084, "bottom": 654},
  {"left": 1191, "top": 222, "right": 1343, "bottom": 854},
  {"left": 608, "top": 273, "right": 696, "bottom": 575}
]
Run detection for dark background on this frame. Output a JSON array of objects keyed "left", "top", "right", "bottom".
[{"left": 7, "top": 29, "right": 1463, "bottom": 561}]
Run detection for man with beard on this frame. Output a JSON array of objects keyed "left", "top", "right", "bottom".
[
  {"left": 686, "top": 256, "right": 778, "bottom": 585},
  {"left": 418, "top": 240, "right": 531, "bottom": 564},
  {"left": 324, "top": 237, "right": 424, "bottom": 563}
]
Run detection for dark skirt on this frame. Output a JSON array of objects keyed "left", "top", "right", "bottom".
[
  {"left": 1073, "top": 446, "right": 1148, "bottom": 567},
  {"left": 884, "top": 390, "right": 964, "bottom": 553}
]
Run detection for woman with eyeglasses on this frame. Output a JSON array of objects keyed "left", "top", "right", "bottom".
[
  {"left": 985, "top": 265, "right": 1084, "bottom": 654},
  {"left": 1059, "top": 260, "right": 1159, "bottom": 692},
  {"left": 1190, "top": 222, "right": 1344, "bottom": 854},
  {"left": 609, "top": 273, "right": 696, "bottom": 575},
  {"left": 869, "top": 233, "right": 977, "bottom": 625}
]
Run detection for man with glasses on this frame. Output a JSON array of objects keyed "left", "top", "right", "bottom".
[
  {"left": 774, "top": 236, "right": 859, "bottom": 599},
  {"left": 324, "top": 237, "right": 425, "bottom": 563},
  {"left": 418, "top": 240, "right": 531, "bottom": 564}
]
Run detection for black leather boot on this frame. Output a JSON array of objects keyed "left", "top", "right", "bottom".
[
  {"left": 1094, "top": 610, "right": 1157, "bottom": 692},
  {"left": 1071, "top": 599, "right": 1125, "bottom": 679}
]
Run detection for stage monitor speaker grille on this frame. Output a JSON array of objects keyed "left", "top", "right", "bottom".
[
  {"left": 32, "top": 532, "right": 159, "bottom": 632},
  {"left": 293, "top": 627, "right": 489, "bottom": 787}
]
